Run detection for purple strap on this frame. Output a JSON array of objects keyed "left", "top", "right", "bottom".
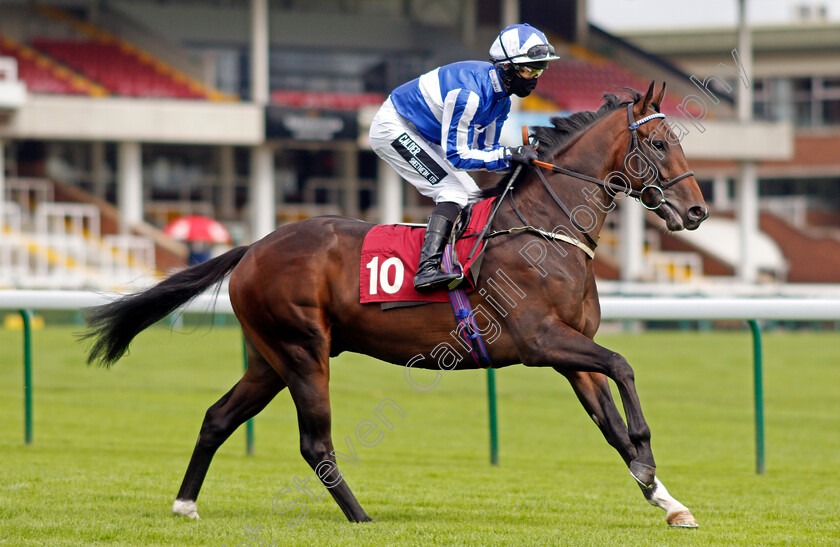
[{"left": 441, "top": 245, "right": 493, "bottom": 368}]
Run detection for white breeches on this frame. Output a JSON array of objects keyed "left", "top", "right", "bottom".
[{"left": 369, "top": 98, "right": 482, "bottom": 208}]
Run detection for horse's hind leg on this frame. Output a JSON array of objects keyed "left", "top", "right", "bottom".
[
  {"left": 244, "top": 320, "right": 372, "bottom": 523},
  {"left": 173, "top": 334, "right": 286, "bottom": 519},
  {"left": 285, "top": 359, "right": 372, "bottom": 522},
  {"left": 561, "top": 370, "right": 698, "bottom": 527}
]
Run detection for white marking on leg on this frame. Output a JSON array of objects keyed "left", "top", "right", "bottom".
[
  {"left": 646, "top": 478, "right": 688, "bottom": 514},
  {"left": 172, "top": 498, "right": 200, "bottom": 519}
]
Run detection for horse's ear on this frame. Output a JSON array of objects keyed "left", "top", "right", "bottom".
[
  {"left": 638, "top": 80, "right": 655, "bottom": 113},
  {"left": 652, "top": 82, "right": 666, "bottom": 112}
]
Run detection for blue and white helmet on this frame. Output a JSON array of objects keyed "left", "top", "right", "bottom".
[{"left": 489, "top": 23, "right": 561, "bottom": 67}]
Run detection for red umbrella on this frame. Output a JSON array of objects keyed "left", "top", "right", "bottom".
[{"left": 163, "top": 215, "right": 231, "bottom": 244}]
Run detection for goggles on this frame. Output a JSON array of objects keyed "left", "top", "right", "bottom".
[
  {"left": 514, "top": 65, "right": 544, "bottom": 79},
  {"left": 523, "top": 43, "right": 555, "bottom": 60},
  {"left": 498, "top": 37, "right": 557, "bottom": 66}
]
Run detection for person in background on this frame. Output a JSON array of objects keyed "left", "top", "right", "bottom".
[{"left": 187, "top": 241, "right": 211, "bottom": 265}]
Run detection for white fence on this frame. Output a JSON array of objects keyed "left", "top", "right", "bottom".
[
  {"left": 600, "top": 297, "right": 840, "bottom": 320},
  {"left": 2, "top": 290, "right": 839, "bottom": 469},
  {"left": 4, "top": 290, "right": 840, "bottom": 320},
  {"left": 0, "top": 289, "right": 231, "bottom": 314}
]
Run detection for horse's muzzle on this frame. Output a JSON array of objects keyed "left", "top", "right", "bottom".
[{"left": 684, "top": 204, "right": 709, "bottom": 230}]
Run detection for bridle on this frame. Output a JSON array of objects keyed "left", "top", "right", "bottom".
[
  {"left": 533, "top": 103, "right": 694, "bottom": 210},
  {"left": 517, "top": 103, "right": 694, "bottom": 251},
  {"left": 621, "top": 103, "right": 695, "bottom": 209},
  {"left": 466, "top": 102, "right": 695, "bottom": 262}
]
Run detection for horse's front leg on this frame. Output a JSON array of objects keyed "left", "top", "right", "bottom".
[
  {"left": 562, "top": 370, "right": 698, "bottom": 527},
  {"left": 518, "top": 320, "right": 655, "bottom": 478}
]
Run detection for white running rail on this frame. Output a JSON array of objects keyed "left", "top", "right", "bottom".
[{"left": 1, "top": 291, "right": 839, "bottom": 321}]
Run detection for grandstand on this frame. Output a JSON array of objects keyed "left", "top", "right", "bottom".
[
  {"left": 32, "top": 38, "right": 205, "bottom": 99},
  {"left": 0, "top": 0, "right": 836, "bottom": 290},
  {"left": 0, "top": 36, "right": 104, "bottom": 96}
]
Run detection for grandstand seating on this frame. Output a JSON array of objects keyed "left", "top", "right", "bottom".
[
  {"left": 32, "top": 38, "right": 206, "bottom": 99},
  {"left": 595, "top": 214, "right": 710, "bottom": 283},
  {"left": 759, "top": 212, "right": 840, "bottom": 283},
  {"left": 538, "top": 56, "right": 687, "bottom": 114},
  {"left": 30, "top": 2, "right": 232, "bottom": 101},
  {"left": 2, "top": 178, "right": 158, "bottom": 290},
  {"left": 0, "top": 36, "right": 93, "bottom": 96}
]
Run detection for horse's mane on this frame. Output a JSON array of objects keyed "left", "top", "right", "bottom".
[{"left": 481, "top": 89, "right": 649, "bottom": 198}]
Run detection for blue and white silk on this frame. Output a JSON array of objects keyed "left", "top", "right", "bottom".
[{"left": 390, "top": 61, "right": 511, "bottom": 172}]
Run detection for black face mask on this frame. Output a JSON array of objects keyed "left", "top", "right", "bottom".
[
  {"left": 495, "top": 64, "right": 540, "bottom": 97},
  {"left": 509, "top": 76, "right": 538, "bottom": 97}
]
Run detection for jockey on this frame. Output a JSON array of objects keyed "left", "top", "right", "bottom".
[{"left": 369, "top": 23, "right": 560, "bottom": 292}]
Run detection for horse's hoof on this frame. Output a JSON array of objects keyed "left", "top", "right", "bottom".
[
  {"left": 172, "top": 499, "right": 200, "bottom": 520},
  {"left": 666, "top": 510, "right": 698, "bottom": 528},
  {"left": 629, "top": 461, "right": 656, "bottom": 489}
]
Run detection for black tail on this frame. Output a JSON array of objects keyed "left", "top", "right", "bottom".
[{"left": 81, "top": 245, "right": 250, "bottom": 367}]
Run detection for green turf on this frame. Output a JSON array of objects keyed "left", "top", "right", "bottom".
[{"left": 1, "top": 324, "right": 838, "bottom": 546}]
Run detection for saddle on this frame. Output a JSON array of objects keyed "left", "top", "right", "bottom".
[{"left": 359, "top": 197, "right": 496, "bottom": 306}]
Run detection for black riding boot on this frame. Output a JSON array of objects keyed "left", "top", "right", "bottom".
[{"left": 414, "top": 203, "right": 462, "bottom": 292}]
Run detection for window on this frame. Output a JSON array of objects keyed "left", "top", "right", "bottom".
[
  {"left": 792, "top": 78, "right": 812, "bottom": 93},
  {"left": 752, "top": 77, "right": 773, "bottom": 121},
  {"left": 754, "top": 76, "right": 840, "bottom": 127},
  {"left": 794, "top": 101, "right": 813, "bottom": 127},
  {"left": 823, "top": 99, "right": 840, "bottom": 125},
  {"left": 823, "top": 77, "right": 840, "bottom": 90}
]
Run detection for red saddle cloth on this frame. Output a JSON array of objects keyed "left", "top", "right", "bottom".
[{"left": 360, "top": 198, "right": 496, "bottom": 304}]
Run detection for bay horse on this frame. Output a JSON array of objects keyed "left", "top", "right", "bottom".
[{"left": 83, "top": 82, "right": 708, "bottom": 528}]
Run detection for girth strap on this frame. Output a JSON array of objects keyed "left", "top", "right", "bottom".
[{"left": 441, "top": 245, "right": 493, "bottom": 367}]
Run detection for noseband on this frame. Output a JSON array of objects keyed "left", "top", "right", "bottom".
[{"left": 623, "top": 103, "right": 694, "bottom": 210}]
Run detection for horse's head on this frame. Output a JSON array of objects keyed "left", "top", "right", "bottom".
[{"left": 619, "top": 82, "right": 709, "bottom": 231}]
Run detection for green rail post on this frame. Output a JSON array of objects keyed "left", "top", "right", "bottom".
[
  {"left": 20, "top": 310, "right": 33, "bottom": 445},
  {"left": 747, "top": 320, "right": 765, "bottom": 475},
  {"left": 486, "top": 368, "right": 499, "bottom": 466},
  {"left": 241, "top": 336, "right": 255, "bottom": 455}
]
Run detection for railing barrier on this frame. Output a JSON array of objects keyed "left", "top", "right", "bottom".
[{"left": 3, "top": 291, "right": 840, "bottom": 473}]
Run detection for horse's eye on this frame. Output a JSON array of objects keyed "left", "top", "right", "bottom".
[{"left": 652, "top": 140, "right": 666, "bottom": 151}]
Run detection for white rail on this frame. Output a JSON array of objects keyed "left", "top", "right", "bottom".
[
  {"left": 600, "top": 297, "right": 840, "bottom": 320},
  {"left": 1, "top": 199, "right": 158, "bottom": 290},
  {"left": 2, "top": 291, "right": 840, "bottom": 321},
  {"left": 0, "top": 290, "right": 233, "bottom": 314},
  {"left": 2, "top": 290, "right": 836, "bottom": 471}
]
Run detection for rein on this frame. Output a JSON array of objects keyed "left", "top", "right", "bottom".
[
  {"left": 466, "top": 103, "right": 695, "bottom": 264},
  {"left": 532, "top": 103, "right": 694, "bottom": 211},
  {"left": 509, "top": 104, "right": 694, "bottom": 258}
]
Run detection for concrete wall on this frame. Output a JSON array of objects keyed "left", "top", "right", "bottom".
[
  {"left": 679, "top": 121, "right": 793, "bottom": 161},
  {"left": 0, "top": 96, "right": 263, "bottom": 144}
]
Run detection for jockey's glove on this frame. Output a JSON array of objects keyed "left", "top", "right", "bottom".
[{"left": 507, "top": 144, "right": 539, "bottom": 166}]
